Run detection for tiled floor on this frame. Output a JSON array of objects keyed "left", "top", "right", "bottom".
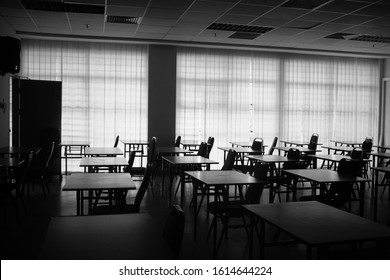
[{"left": 1, "top": 169, "right": 390, "bottom": 260}]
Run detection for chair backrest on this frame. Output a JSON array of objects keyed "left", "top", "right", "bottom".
[
  {"left": 162, "top": 204, "right": 185, "bottom": 258},
  {"left": 133, "top": 164, "right": 153, "bottom": 211},
  {"left": 337, "top": 158, "right": 363, "bottom": 177},
  {"left": 221, "top": 149, "right": 237, "bottom": 170},
  {"left": 287, "top": 148, "right": 300, "bottom": 160},
  {"left": 283, "top": 148, "right": 307, "bottom": 169},
  {"left": 206, "top": 137, "right": 214, "bottom": 158},
  {"left": 174, "top": 136, "right": 181, "bottom": 147},
  {"left": 147, "top": 137, "right": 157, "bottom": 164},
  {"left": 350, "top": 147, "right": 363, "bottom": 160},
  {"left": 124, "top": 151, "right": 136, "bottom": 173},
  {"left": 113, "top": 135, "right": 120, "bottom": 148},
  {"left": 251, "top": 137, "right": 264, "bottom": 152},
  {"left": 15, "top": 151, "right": 34, "bottom": 195},
  {"left": 197, "top": 142, "right": 208, "bottom": 157},
  {"left": 268, "top": 136, "right": 278, "bottom": 155},
  {"left": 309, "top": 133, "right": 319, "bottom": 144},
  {"left": 43, "top": 141, "right": 56, "bottom": 170},
  {"left": 245, "top": 163, "right": 267, "bottom": 203},
  {"left": 362, "top": 138, "right": 373, "bottom": 159}
]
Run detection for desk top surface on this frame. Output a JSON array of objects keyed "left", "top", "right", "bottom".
[
  {"left": 244, "top": 201, "right": 390, "bottom": 246},
  {"left": 80, "top": 157, "right": 128, "bottom": 166},
  {"left": 245, "top": 154, "right": 295, "bottom": 163},
  {"left": 282, "top": 169, "right": 369, "bottom": 183},
  {"left": 40, "top": 213, "right": 174, "bottom": 259},
  {"left": 218, "top": 146, "right": 263, "bottom": 153},
  {"left": 84, "top": 147, "right": 123, "bottom": 155},
  {"left": 63, "top": 173, "right": 135, "bottom": 191},
  {"left": 162, "top": 155, "right": 218, "bottom": 165},
  {"left": 157, "top": 147, "right": 193, "bottom": 154},
  {"left": 185, "top": 170, "right": 265, "bottom": 186}
]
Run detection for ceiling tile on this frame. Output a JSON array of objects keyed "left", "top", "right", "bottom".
[
  {"left": 240, "top": 0, "right": 286, "bottom": 7},
  {"left": 227, "top": 4, "right": 272, "bottom": 16},
  {"left": 312, "top": 22, "right": 354, "bottom": 32},
  {"left": 189, "top": 1, "right": 235, "bottom": 13},
  {"left": 66, "top": 0, "right": 105, "bottom": 4},
  {"left": 104, "top": 23, "right": 138, "bottom": 32},
  {"left": 251, "top": 17, "right": 290, "bottom": 27},
  {"left": 144, "top": 8, "right": 185, "bottom": 19},
  {"left": 318, "top": 1, "right": 370, "bottom": 13},
  {"left": 149, "top": 0, "right": 194, "bottom": 10},
  {"left": 262, "top": 7, "right": 309, "bottom": 20},
  {"left": 12, "top": 24, "right": 39, "bottom": 32},
  {"left": 298, "top": 11, "right": 344, "bottom": 22},
  {"left": 0, "top": 8, "right": 29, "bottom": 17},
  {"left": 332, "top": 14, "right": 376, "bottom": 25},
  {"left": 107, "top": 0, "right": 149, "bottom": 7},
  {"left": 168, "top": 27, "right": 203, "bottom": 36},
  {"left": 284, "top": 20, "right": 323, "bottom": 29},
  {"left": 141, "top": 18, "right": 177, "bottom": 26},
  {"left": 137, "top": 25, "right": 171, "bottom": 34},
  {"left": 4, "top": 16, "right": 35, "bottom": 26},
  {"left": 218, "top": 14, "right": 258, "bottom": 24},
  {"left": 353, "top": 3, "right": 390, "bottom": 16},
  {"left": 198, "top": 29, "right": 234, "bottom": 38},
  {"left": 180, "top": 11, "right": 220, "bottom": 22}
]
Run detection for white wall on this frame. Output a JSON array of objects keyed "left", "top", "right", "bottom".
[{"left": 0, "top": 17, "right": 18, "bottom": 147}]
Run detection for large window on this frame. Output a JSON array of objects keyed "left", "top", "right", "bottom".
[
  {"left": 21, "top": 39, "right": 148, "bottom": 171},
  {"left": 176, "top": 47, "right": 380, "bottom": 163}
]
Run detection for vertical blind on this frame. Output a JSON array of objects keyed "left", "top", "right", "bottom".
[
  {"left": 176, "top": 47, "right": 380, "bottom": 164},
  {"left": 20, "top": 39, "right": 148, "bottom": 171}
]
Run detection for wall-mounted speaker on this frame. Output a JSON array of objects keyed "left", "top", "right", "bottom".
[{"left": 0, "top": 36, "right": 21, "bottom": 76}]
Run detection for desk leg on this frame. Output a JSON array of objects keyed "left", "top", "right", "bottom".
[
  {"left": 259, "top": 219, "right": 265, "bottom": 259},
  {"left": 76, "top": 190, "right": 80, "bottom": 216},
  {"left": 193, "top": 179, "right": 198, "bottom": 241},
  {"left": 80, "top": 191, "right": 84, "bottom": 215},
  {"left": 374, "top": 170, "right": 378, "bottom": 221},
  {"left": 180, "top": 170, "right": 185, "bottom": 208},
  {"left": 359, "top": 181, "right": 365, "bottom": 217}
]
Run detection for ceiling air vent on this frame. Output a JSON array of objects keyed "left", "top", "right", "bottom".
[
  {"left": 106, "top": 16, "right": 140, "bottom": 24},
  {"left": 325, "top": 33, "right": 390, "bottom": 44},
  {"left": 351, "top": 35, "right": 390, "bottom": 44},
  {"left": 22, "top": 0, "right": 104, "bottom": 14},
  {"left": 207, "top": 23, "right": 274, "bottom": 34}
]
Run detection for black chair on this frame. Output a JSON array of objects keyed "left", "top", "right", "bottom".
[
  {"left": 193, "top": 149, "right": 237, "bottom": 216},
  {"left": 268, "top": 136, "right": 278, "bottom": 155},
  {"left": 90, "top": 164, "right": 153, "bottom": 215},
  {"left": 162, "top": 204, "right": 185, "bottom": 258},
  {"left": 174, "top": 136, "right": 181, "bottom": 148},
  {"left": 302, "top": 133, "right": 319, "bottom": 168},
  {"left": 273, "top": 148, "right": 307, "bottom": 202},
  {"left": 207, "top": 162, "right": 267, "bottom": 255},
  {"left": 1, "top": 151, "right": 33, "bottom": 226},
  {"left": 251, "top": 137, "right": 264, "bottom": 154},
  {"left": 300, "top": 158, "right": 363, "bottom": 211},
  {"left": 132, "top": 137, "right": 157, "bottom": 185},
  {"left": 26, "top": 141, "right": 55, "bottom": 199},
  {"left": 206, "top": 136, "right": 214, "bottom": 158}
]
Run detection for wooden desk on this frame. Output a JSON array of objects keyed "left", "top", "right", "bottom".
[
  {"left": 84, "top": 147, "right": 123, "bottom": 157},
  {"left": 63, "top": 173, "right": 136, "bottom": 215},
  {"left": 244, "top": 154, "right": 297, "bottom": 203},
  {"left": 162, "top": 155, "right": 219, "bottom": 207},
  {"left": 330, "top": 140, "right": 361, "bottom": 147},
  {"left": 369, "top": 152, "right": 390, "bottom": 167},
  {"left": 308, "top": 154, "right": 370, "bottom": 170},
  {"left": 121, "top": 139, "right": 149, "bottom": 166},
  {"left": 185, "top": 170, "right": 265, "bottom": 258},
  {"left": 275, "top": 146, "right": 320, "bottom": 155},
  {"left": 322, "top": 145, "right": 354, "bottom": 155},
  {"left": 59, "top": 142, "right": 90, "bottom": 175},
  {"left": 282, "top": 169, "right": 369, "bottom": 216},
  {"left": 40, "top": 213, "right": 174, "bottom": 259},
  {"left": 244, "top": 201, "right": 390, "bottom": 259},
  {"left": 80, "top": 157, "right": 128, "bottom": 173},
  {"left": 371, "top": 166, "right": 390, "bottom": 221},
  {"left": 180, "top": 140, "right": 201, "bottom": 151}
]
